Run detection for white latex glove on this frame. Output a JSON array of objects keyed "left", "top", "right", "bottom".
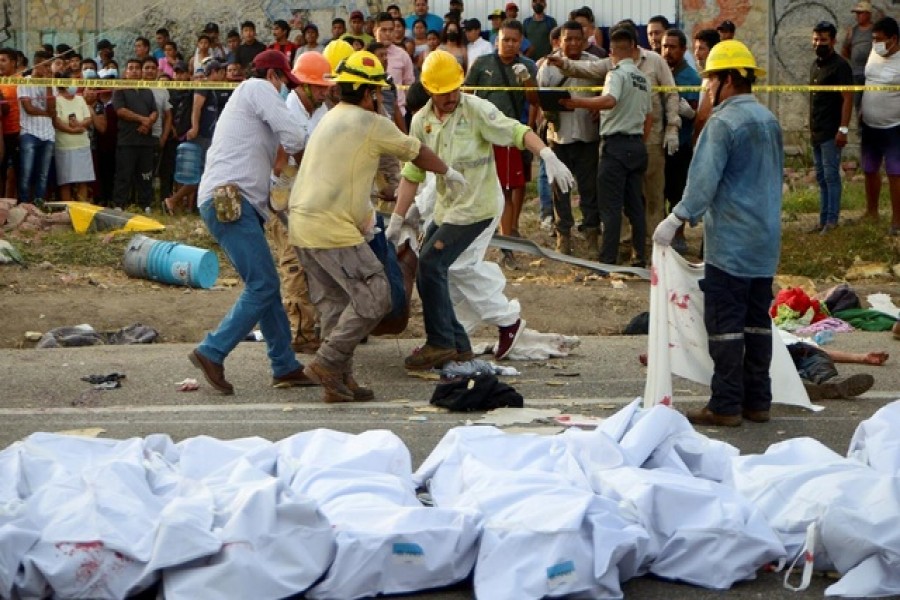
[
  {"left": 539, "top": 147, "right": 575, "bottom": 194},
  {"left": 511, "top": 63, "right": 531, "bottom": 84},
  {"left": 678, "top": 97, "right": 695, "bottom": 119},
  {"left": 442, "top": 167, "right": 468, "bottom": 201},
  {"left": 653, "top": 212, "right": 682, "bottom": 246},
  {"left": 664, "top": 126, "right": 680, "bottom": 156},
  {"left": 405, "top": 203, "right": 422, "bottom": 229},
  {"left": 385, "top": 213, "right": 404, "bottom": 246}
]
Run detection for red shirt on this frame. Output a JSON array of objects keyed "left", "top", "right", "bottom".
[{"left": 267, "top": 42, "right": 299, "bottom": 65}]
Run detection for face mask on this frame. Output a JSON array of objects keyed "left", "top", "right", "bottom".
[
  {"left": 279, "top": 83, "right": 291, "bottom": 100},
  {"left": 447, "top": 31, "right": 460, "bottom": 41},
  {"left": 814, "top": 45, "right": 831, "bottom": 59},
  {"left": 103, "top": 68, "right": 118, "bottom": 79},
  {"left": 82, "top": 68, "right": 97, "bottom": 79},
  {"left": 66, "top": 86, "right": 78, "bottom": 95},
  {"left": 533, "top": 3, "right": 545, "bottom": 13},
  {"left": 873, "top": 41, "right": 889, "bottom": 57}
]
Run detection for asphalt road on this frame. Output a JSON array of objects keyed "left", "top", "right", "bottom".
[{"left": 2, "top": 333, "right": 898, "bottom": 599}]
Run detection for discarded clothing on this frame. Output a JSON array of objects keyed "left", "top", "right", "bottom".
[
  {"left": 820, "top": 283, "right": 860, "bottom": 314},
  {"left": 793, "top": 317, "right": 854, "bottom": 337},
  {"left": 475, "top": 328, "right": 582, "bottom": 360},
  {"left": 430, "top": 373, "right": 524, "bottom": 412},
  {"left": 441, "top": 359, "right": 521, "bottom": 379},
  {"left": 866, "top": 292, "right": 900, "bottom": 319},
  {"left": 832, "top": 308, "right": 898, "bottom": 332},
  {"left": 770, "top": 287, "right": 829, "bottom": 326},
  {"left": 37, "top": 323, "right": 159, "bottom": 348},
  {"left": 81, "top": 372, "right": 127, "bottom": 385}
]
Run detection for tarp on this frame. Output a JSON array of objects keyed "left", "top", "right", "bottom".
[
  {"left": 644, "top": 245, "right": 820, "bottom": 411},
  {"left": 45, "top": 201, "right": 165, "bottom": 234}
]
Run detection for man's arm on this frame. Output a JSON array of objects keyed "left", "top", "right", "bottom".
[
  {"left": 187, "top": 92, "right": 206, "bottom": 140},
  {"left": 19, "top": 93, "right": 52, "bottom": 117},
  {"left": 656, "top": 56, "right": 681, "bottom": 130},
  {"left": 545, "top": 54, "right": 609, "bottom": 81}
]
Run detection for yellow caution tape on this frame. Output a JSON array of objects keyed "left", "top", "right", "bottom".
[{"left": 2, "top": 76, "right": 898, "bottom": 93}]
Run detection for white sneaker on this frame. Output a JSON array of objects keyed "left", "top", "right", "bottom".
[{"left": 540, "top": 215, "right": 553, "bottom": 231}]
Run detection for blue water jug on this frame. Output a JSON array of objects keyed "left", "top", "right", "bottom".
[{"left": 174, "top": 141, "right": 203, "bottom": 185}]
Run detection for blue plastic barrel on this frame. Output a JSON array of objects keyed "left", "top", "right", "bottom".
[
  {"left": 123, "top": 234, "right": 219, "bottom": 289},
  {"left": 174, "top": 141, "right": 203, "bottom": 185}
]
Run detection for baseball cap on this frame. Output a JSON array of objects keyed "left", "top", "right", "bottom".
[
  {"left": 350, "top": 10, "right": 364, "bottom": 20},
  {"left": 96, "top": 39, "right": 115, "bottom": 51},
  {"left": 505, "top": 2, "right": 518, "bottom": 11},
  {"left": 203, "top": 22, "right": 219, "bottom": 33},
  {"left": 173, "top": 60, "right": 188, "bottom": 72},
  {"left": 489, "top": 9, "right": 506, "bottom": 19},
  {"left": 202, "top": 58, "right": 223, "bottom": 74},
  {"left": 464, "top": 18, "right": 482, "bottom": 30},
  {"left": 851, "top": 1, "right": 872, "bottom": 13},
  {"left": 252, "top": 49, "right": 302, "bottom": 88},
  {"left": 716, "top": 20, "right": 736, "bottom": 32}
]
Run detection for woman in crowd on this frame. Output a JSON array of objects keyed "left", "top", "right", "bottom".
[
  {"left": 53, "top": 78, "right": 95, "bottom": 202},
  {"left": 439, "top": 22, "right": 466, "bottom": 69}
]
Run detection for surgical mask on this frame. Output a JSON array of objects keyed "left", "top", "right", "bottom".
[
  {"left": 873, "top": 41, "right": 889, "bottom": 57},
  {"left": 101, "top": 68, "right": 118, "bottom": 79},
  {"left": 66, "top": 86, "right": 79, "bottom": 95},
  {"left": 82, "top": 68, "right": 97, "bottom": 79},
  {"left": 814, "top": 45, "right": 831, "bottom": 59},
  {"left": 446, "top": 31, "right": 460, "bottom": 41},
  {"left": 279, "top": 83, "right": 291, "bottom": 100}
]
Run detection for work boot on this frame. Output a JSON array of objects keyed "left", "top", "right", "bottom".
[
  {"left": 189, "top": 349, "right": 234, "bottom": 395},
  {"left": 555, "top": 231, "right": 572, "bottom": 255},
  {"left": 742, "top": 409, "right": 771, "bottom": 423},
  {"left": 583, "top": 227, "right": 599, "bottom": 256},
  {"left": 343, "top": 372, "right": 375, "bottom": 402},
  {"left": 404, "top": 345, "right": 457, "bottom": 371},
  {"left": 272, "top": 367, "right": 319, "bottom": 388},
  {"left": 804, "top": 373, "right": 874, "bottom": 401},
  {"left": 685, "top": 406, "right": 742, "bottom": 427},
  {"left": 303, "top": 361, "right": 354, "bottom": 402}
]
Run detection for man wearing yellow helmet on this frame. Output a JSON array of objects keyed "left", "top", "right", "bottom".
[
  {"left": 388, "top": 49, "right": 574, "bottom": 369},
  {"left": 289, "top": 50, "right": 456, "bottom": 403},
  {"left": 652, "top": 40, "right": 784, "bottom": 428}
]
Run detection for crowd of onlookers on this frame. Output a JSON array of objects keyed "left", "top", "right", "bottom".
[{"left": 0, "top": 0, "right": 896, "bottom": 240}]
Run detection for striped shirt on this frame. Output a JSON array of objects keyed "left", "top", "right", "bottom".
[
  {"left": 18, "top": 84, "right": 55, "bottom": 141},
  {"left": 197, "top": 78, "right": 306, "bottom": 219}
]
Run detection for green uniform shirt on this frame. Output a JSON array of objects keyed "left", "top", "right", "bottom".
[
  {"left": 464, "top": 53, "right": 537, "bottom": 121},
  {"left": 599, "top": 58, "right": 651, "bottom": 137},
  {"left": 402, "top": 94, "right": 529, "bottom": 226}
]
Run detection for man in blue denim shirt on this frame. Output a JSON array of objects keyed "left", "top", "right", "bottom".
[{"left": 653, "top": 40, "right": 783, "bottom": 427}]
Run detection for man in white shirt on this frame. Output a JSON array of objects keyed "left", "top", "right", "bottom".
[
  {"left": 374, "top": 12, "right": 415, "bottom": 115},
  {"left": 464, "top": 18, "right": 493, "bottom": 65},
  {"left": 189, "top": 50, "right": 312, "bottom": 395},
  {"left": 17, "top": 49, "right": 56, "bottom": 205}
]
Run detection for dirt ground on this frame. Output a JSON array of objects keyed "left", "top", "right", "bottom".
[{"left": 2, "top": 227, "right": 899, "bottom": 350}]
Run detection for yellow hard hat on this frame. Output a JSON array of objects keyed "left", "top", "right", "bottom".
[
  {"left": 700, "top": 40, "right": 766, "bottom": 78},
  {"left": 420, "top": 49, "right": 464, "bottom": 94},
  {"left": 322, "top": 39, "right": 354, "bottom": 74},
  {"left": 333, "top": 50, "right": 389, "bottom": 89}
]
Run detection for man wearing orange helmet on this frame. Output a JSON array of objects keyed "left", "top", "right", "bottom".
[
  {"left": 289, "top": 50, "right": 455, "bottom": 403},
  {"left": 388, "top": 49, "right": 574, "bottom": 369},
  {"left": 268, "top": 51, "right": 336, "bottom": 355}
]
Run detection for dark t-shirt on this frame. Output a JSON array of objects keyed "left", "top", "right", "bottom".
[
  {"left": 196, "top": 90, "right": 225, "bottom": 139},
  {"left": 112, "top": 88, "right": 156, "bottom": 147},
  {"left": 234, "top": 41, "right": 267, "bottom": 69},
  {"left": 809, "top": 51, "right": 853, "bottom": 143}
]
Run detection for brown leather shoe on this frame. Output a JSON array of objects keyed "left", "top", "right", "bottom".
[
  {"left": 343, "top": 373, "right": 375, "bottom": 402},
  {"left": 272, "top": 367, "right": 319, "bottom": 388},
  {"left": 404, "top": 345, "right": 456, "bottom": 371},
  {"left": 303, "top": 361, "right": 354, "bottom": 402},
  {"left": 685, "top": 406, "right": 742, "bottom": 427},
  {"left": 189, "top": 349, "right": 234, "bottom": 395},
  {"left": 742, "top": 409, "right": 770, "bottom": 423}
]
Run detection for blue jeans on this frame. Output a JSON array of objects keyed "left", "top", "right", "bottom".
[
  {"left": 813, "top": 138, "right": 842, "bottom": 226},
  {"left": 18, "top": 134, "right": 54, "bottom": 204},
  {"left": 198, "top": 200, "right": 300, "bottom": 377},
  {"left": 417, "top": 218, "right": 492, "bottom": 351},
  {"left": 537, "top": 159, "right": 552, "bottom": 219}
]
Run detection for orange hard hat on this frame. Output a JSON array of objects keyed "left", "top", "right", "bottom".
[{"left": 292, "top": 51, "right": 336, "bottom": 86}]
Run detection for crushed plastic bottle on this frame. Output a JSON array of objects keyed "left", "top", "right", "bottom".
[{"left": 813, "top": 330, "right": 834, "bottom": 346}]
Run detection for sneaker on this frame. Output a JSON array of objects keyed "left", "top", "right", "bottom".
[
  {"left": 804, "top": 373, "right": 874, "bottom": 401},
  {"left": 540, "top": 215, "right": 553, "bottom": 232},
  {"left": 685, "top": 406, "right": 742, "bottom": 427},
  {"left": 188, "top": 349, "right": 234, "bottom": 395},
  {"left": 303, "top": 361, "right": 354, "bottom": 402},
  {"left": 404, "top": 344, "right": 457, "bottom": 371},
  {"left": 495, "top": 318, "right": 525, "bottom": 360},
  {"left": 272, "top": 367, "right": 319, "bottom": 388}
]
